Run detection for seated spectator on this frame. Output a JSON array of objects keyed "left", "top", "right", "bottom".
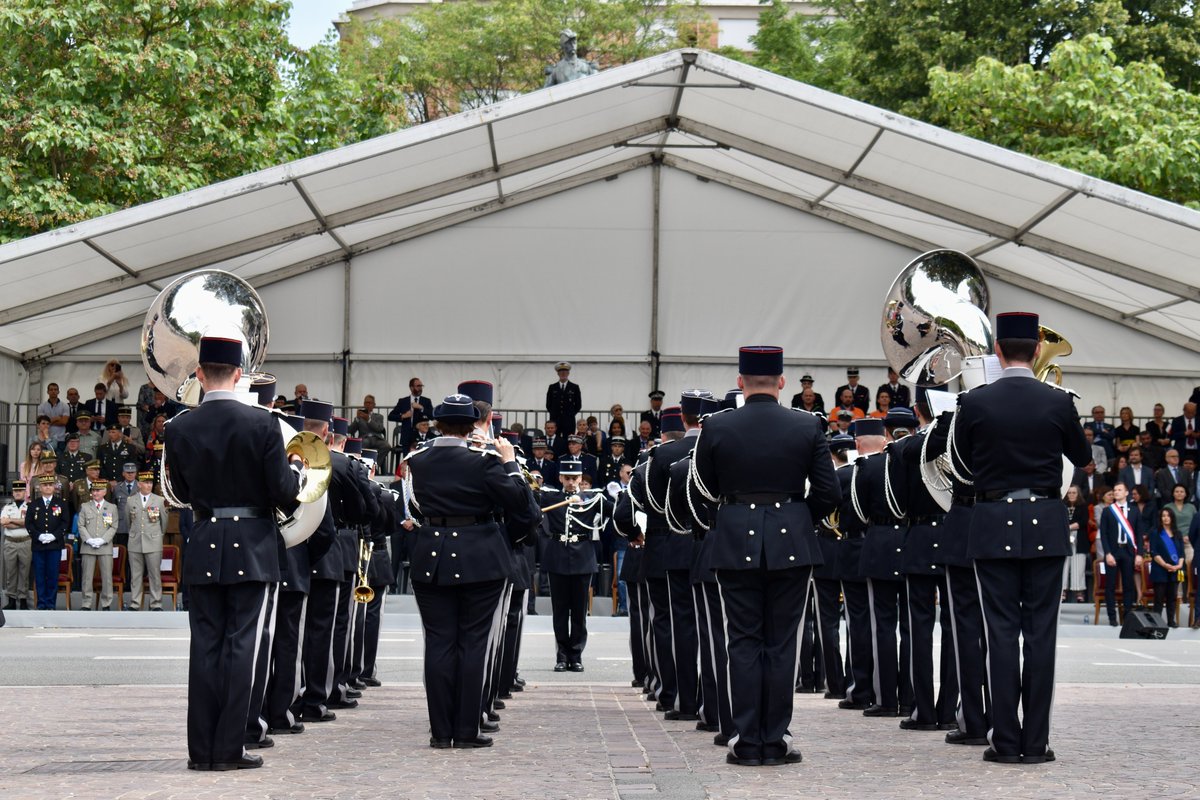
[
  {"left": 609, "top": 404, "right": 629, "bottom": 437},
  {"left": 1145, "top": 403, "right": 1172, "bottom": 449},
  {"left": 527, "top": 438, "right": 559, "bottom": 489},
  {"left": 831, "top": 409, "right": 854, "bottom": 437},
  {"left": 1137, "top": 430, "right": 1164, "bottom": 471},
  {"left": 135, "top": 379, "right": 157, "bottom": 438},
  {"left": 543, "top": 420, "right": 567, "bottom": 458},
  {"left": 1087, "top": 405, "right": 1116, "bottom": 460},
  {"left": 1107, "top": 454, "right": 1127, "bottom": 487},
  {"left": 631, "top": 420, "right": 654, "bottom": 455},
  {"left": 565, "top": 435, "right": 598, "bottom": 483},
  {"left": 1083, "top": 427, "right": 1108, "bottom": 475},
  {"left": 832, "top": 388, "right": 865, "bottom": 421},
  {"left": 1149, "top": 507, "right": 1184, "bottom": 628},
  {"left": 1154, "top": 449, "right": 1191, "bottom": 503},
  {"left": 793, "top": 387, "right": 822, "bottom": 414},
  {"left": 605, "top": 419, "right": 626, "bottom": 451},
  {"left": 1073, "top": 459, "right": 1108, "bottom": 500},
  {"left": 877, "top": 367, "right": 911, "bottom": 409},
  {"left": 403, "top": 413, "right": 435, "bottom": 453},
  {"left": 1112, "top": 406, "right": 1139, "bottom": 458},
  {"left": 350, "top": 394, "right": 391, "bottom": 468},
  {"left": 1167, "top": 484, "right": 1195, "bottom": 540},
  {"left": 101, "top": 359, "right": 130, "bottom": 404},
  {"left": 1063, "top": 485, "right": 1090, "bottom": 602}
]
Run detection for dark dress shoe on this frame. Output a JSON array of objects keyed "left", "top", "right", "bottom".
[
  {"left": 186, "top": 760, "right": 211, "bottom": 771},
  {"left": 268, "top": 723, "right": 305, "bottom": 735},
  {"left": 300, "top": 709, "right": 337, "bottom": 722},
  {"left": 838, "top": 699, "right": 869, "bottom": 710},
  {"left": 344, "top": 688, "right": 363, "bottom": 699},
  {"left": 480, "top": 719, "right": 500, "bottom": 733},
  {"left": 453, "top": 735, "right": 494, "bottom": 748},
  {"left": 554, "top": 662, "right": 568, "bottom": 672},
  {"left": 151, "top": 607, "right": 163, "bottom": 611},
  {"left": 794, "top": 685, "right": 820, "bottom": 694},
  {"left": 762, "top": 752, "right": 803, "bottom": 766},
  {"left": 568, "top": 662, "right": 584, "bottom": 672},
  {"left": 429, "top": 737, "right": 452, "bottom": 749},
  {"left": 713, "top": 733, "right": 730, "bottom": 747},
  {"left": 655, "top": 701, "right": 670, "bottom": 712},
  {"left": 350, "top": 680, "right": 367, "bottom": 690},
  {"left": 695, "top": 721, "right": 719, "bottom": 732},
  {"left": 510, "top": 683, "right": 525, "bottom": 693},
  {"left": 493, "top": 700, "right": 506, "bottom": 710},
  {"left": 664, "top": 710, "right": 699, "bottom": 721},
  {"left": 362, "top": 677, "right": 382, "bottom": 687},
  {"left": 982, "top": 747, "right": 1022, "bottom": 764},
  {"left": 3, "top": 600, "right": 14, "bottom": 610},
  {"left": 210, "top": 753, "right": 264, "bottom": 771},
  {"left": 863, "top": 704, "right": 899, "bottom": 717},
  {"left": 945, "top": 730, "right": 989, "bottom": 745},
  {"left": 823, "top": 691, "right": 846, "bottom": 700},
  {"left": 726, "top": 753, "right": 763, "bottom": 767},
  {"left": 497, "top": 692, "right": 513, "bottom": 700},
  {"left": 243, "top": 736, "right": 274, "bottom": 749},
  {"left": 899, "top": 719, "right": 940, "bottom": 731},
  {"left": 513, "top": 677, "right": 526, "bottom": 687},
  {"left": 485, "top": 710, "right": 500, "bottom": 722},
  {"left": 1021, "top": 749, "right": 1056, "bottom": 764},
  {"left": 328, "top": 699, "right": 358, "bottom": 709},
  {"left": 631, "top": 678, "right": 644, "bottom": 688}
]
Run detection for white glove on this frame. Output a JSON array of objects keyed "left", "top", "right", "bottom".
[
  {"left": 89, "top": 538, "right": 105, "bottom": 548},
  {"left": 38, "top": 534, "right": 54, "bottom": 544}
]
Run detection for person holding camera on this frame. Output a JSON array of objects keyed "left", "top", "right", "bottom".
[{"left": 349, "top": 394, "right": 391, "bottom": 469}]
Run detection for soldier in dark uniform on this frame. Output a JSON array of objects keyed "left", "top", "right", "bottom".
[
  {"left": 403, "top": 394, "right": 539, "bottom": 748},
  {"left": 690, "top": 346, "right": 840, "bottom": 766},
  {"left": 612, "top": 476, "right": 651, "bottom": 692},
  {"left": 835, "top": 367, "right": 871, "bottom": 415},
  {"left": 878, "top": 368, "right": 912, "bottom": 410},
  {"left": 527, "top": 439, "right": 559, "bottom": 489},
  {"left": 545, "top": 361, "right": 582, "bottom": 434},
  {"left": 598, "top": 436, "right": 630, "bottom": 484},
  {"left": 58, "top": 434, "right": 89, "bottom": 484},
  {"left": 788, "top": 374, "right": 825, "bottom": 413},
  {"left": 952, "top": 312, "right": 1090, "bottom": 764},
  {"left": 333, "top": 436, "right": 379, "bottom": 707},
  {"left": 97, "top": 425, "right": 134, "bottom": 482},
  {"left": 541, "top": 458, "right": 611, "bottom": 670},
  {"left": 164, "top": 337, "right": 303, "bottom": 771},
  {"left": 496, "top": 430, "right": 537, "bottom": 700},
  {"left": 27, "top": 474, "right": 70, "bottom": 609},
  {"left": 838, "top": 429, "right": 875, "bottom": 712},
  {"left": 851, "top": 416, "right": 913, "bottom": 718},
  {"left": 641, "top": 390, "right": 665, "bottom": 437},
  {"left": 812, "top": 433, "right": 852, "bottom": 702},
  {"left": 349, "top": 451, "right": 394, "bottom": 690}
]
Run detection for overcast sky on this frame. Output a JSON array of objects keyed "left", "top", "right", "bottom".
[{"left": 287, "top": 0, "right": 351, "bottom": 48}]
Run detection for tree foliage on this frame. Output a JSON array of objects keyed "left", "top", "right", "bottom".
[
  {"left": 0, "top": 0, "right": 293, "bottom": 242},
  {"left": 926, "top": 34, "right": 1200, "bottom": 206}
]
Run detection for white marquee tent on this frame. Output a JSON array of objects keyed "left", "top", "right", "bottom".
[{"left": 3, "top": 48, "right": 1200, "bottom": 453}]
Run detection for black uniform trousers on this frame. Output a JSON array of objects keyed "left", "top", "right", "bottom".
[
  {"left": 645, "top": 577, "right": 676, "bottom": 705},
  {"left": 497, "top": 588, "right": 527, "bottom": 694},
  {"left": 666, "top": 568, "right": 699, "bottom": 714},
  {"left": 841, "top": 578, "right": 875, "bottom": 706},
  {"left": 974, "top": 556, "right": 1062, "bottom": 758},
  {"left": 362, "top": 585, "right": 387, "bottom": 682},
  {"left": 867, "top": 577, "right": 912, "bottom": 712},
  {"left": 698, "top": 581, "right": 733, "bottom": 737},
  {"left": 1105, "top": 555, "right": 1138, "bottom": 623},
  {"left": 716, "top": 565, "right": 810, "bottom": 761},
  {"left": 413, "top": 578, "right": 506, "bottom": 741},
  {"left": 245, "top": 583, "right": 279, "bottom": 744},
  {"left": 796, "top": 594, "right": 820, "bottom": 691},
  {"left": 905, "top": 574, "right": 958, "bottom": 726},
  {"left": 331, "top": 578, "right": 355, "bottom": 702},
  {"left": 300, "top": 579, "right": 340, "bottom": 716},
  {"left": 349, "top": 594, "right": 369, "bottom": 685},
  {"left": 549, "top": 572, "right": 591, "bottom": 664},
  {"left": 483, "top": 582, "right": 511, "bottom": 715},
  {"left": 944, "top": 565, "right": 989, "bottom": 738},
  {"left": 267, "top": 591, "right": 307, "bottom": 729},
  {"left": 812, "top": 577, "right": 846, "bottom": 697},
  {"left": 187, "top": 582, "right": 272, "bottom": 766},
  {"left": 639, "top": 581, "right": 660, "bottom": 696},
  {"left": 627, "top": 580, "right": 648, "bottom": 684}
]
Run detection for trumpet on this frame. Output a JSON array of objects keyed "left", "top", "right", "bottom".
[{"left": 353, "top": 538, "right": 374, "bottom": 604}]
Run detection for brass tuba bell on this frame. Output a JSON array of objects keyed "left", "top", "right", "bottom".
[{"left": 1032, "top": 325, "right": 1072, "bottom": 386}]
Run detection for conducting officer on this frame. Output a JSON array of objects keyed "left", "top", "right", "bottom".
[
  {"left": 403, "top": 394, "right": 539, "bottom": 749},
  {"left": 690, "top": 346, "right": 840, "bottom": 766},
  {"left": 951, "top": 312, "right": 1090, "bottom": 764},
  {"left": 164, "top": 337, "right": 302, "bottom": 771}
]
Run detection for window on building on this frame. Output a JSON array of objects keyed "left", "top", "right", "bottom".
[{"left": 717, "top": 18, "right": 758, "bottom": 50}]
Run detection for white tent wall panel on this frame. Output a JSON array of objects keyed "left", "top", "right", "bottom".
[
  {"left": 347, "top": 170, "right": 655, "bottom": 359},
  {"left": 254, "top": 263, "right": 346, "bottom": 356}
]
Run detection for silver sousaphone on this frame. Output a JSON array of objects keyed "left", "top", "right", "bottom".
[{"left": 141, "top": 269, "right": 330, "bottom": 547}]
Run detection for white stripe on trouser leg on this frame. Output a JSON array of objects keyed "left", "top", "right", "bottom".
[
  {"left": 867, "top": 579, "right": 882, "bottom": 706},
  {"left": 664, "top": 576, "right": 679, "bottom": 712},
  {"left": 1046, "top": 565, "right": 1063, "bottom": 752},
  {"left": 324, "top": 584, "right": 341, "bottom": 702},
  {"left": 287, "top": 595, "right": 309, "bottom": 727},
  {"left": 479, "top": 582, "right": 508, "bottom": 726},
  {"left": 642, "top": 583, "right": 658, "bottom": 697},
  {"left": 790, "top": 577, "right": 811, "bottom": 694},
  {"left": 254, "top": 583, "right": 280, "bottom": 738},
  {"left": 715, "top": 575, "right": 738, "bottom": 756},
  {"left": 700, "top": 583, "right": 721, "bottom": 723},
  {"left": 943, "top": 575, "right": 966, "bottom": 731},
  {"left": 972, "top": 565, "right": 995, "bottom": 750},
  {"left": 905, "top": 576, "right": 917, "bottom": 722},
  {"left": 245, "top": 584, "right": 271, "bottom": 743},
  {"left": 841, "top": 581, "right": 857, "bottom": 699}
]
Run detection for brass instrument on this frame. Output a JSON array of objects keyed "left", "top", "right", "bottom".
[
  {"left": 822, "top": 509, "right": 845, "bottom": 540},
  {"left": 1032, "top": 325, "right": 1072, "bottom": 385},
  {"left": 353, "top": 539, "right": 375, "bottom": 604}
]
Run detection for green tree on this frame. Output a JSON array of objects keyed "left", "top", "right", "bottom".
[
  {"left": 749, "top": 0, "right": 856, "bottom": 96},
  {"left": 926, "top": 34, "right": 1200, "bottom": 206},
  {"left": 0, "top": 0, "right": 293, "bottom": 242},
  {"left": 1111, "top": 1, "right": 1200, "bottom": 92}
]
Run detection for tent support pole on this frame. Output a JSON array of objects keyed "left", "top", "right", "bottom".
[
  {"left": 341, "top": 261, "right": 352, "bottom": 409},
  {"left": 649, "top": 156, "right": 663, "bottom": 392}
]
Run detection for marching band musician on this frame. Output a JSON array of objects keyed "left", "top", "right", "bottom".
[
  {"left": 951, "top": 312, "right": 1090, "bottom": 764},
  {"left": 812, "top": 433, "right": 853, "bottom": 704},
  {"left": 689, "top": 345, "right": 840, "bottom": 767},
  {"left": 164, "top": 337, "right": 303, "bottom": 771},
  {"left": 348, "top": 449, "right": 395, "bottom": 692},
  {"left": 838, "top": 429, "right": 875, "bottom": 713},
  {"left": 540, "top": 457, "right": 613, "bottom": 672},
  {"left": 403, "top": 394, "right": 539, "bottom": 749},
  {"left": 496, "top": 430, "right": 536, "bottom": 702},
  {"left": 850, "top": 416, "right": 913, "bottom": 719},
  {"left": 612, "top": 466, "right": 651, "bottom": 693},
  {"left": 335, "top": 437, "right": 379, "bottom": 708}
]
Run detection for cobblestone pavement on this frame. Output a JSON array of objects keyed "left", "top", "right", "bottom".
[{"left": 0, "top": 680, "right": 1195, "bottom": 800}]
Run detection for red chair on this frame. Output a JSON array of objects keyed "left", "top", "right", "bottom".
[
  {"left": 154, "top": 544, "right": 182, "bottom": 610},
  {"left": 57, "top": 542, "right": 74, "bottom": 610}
]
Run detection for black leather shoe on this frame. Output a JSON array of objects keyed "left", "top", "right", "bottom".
[
  {"left": 554, "top": 662, "right": 568, "bottom": 672},
  {"left": 762, "top": 752, "right": 802, "bottom": 766},
  {"left": 664, "top": 710, "right": 699, "bottom": 721},
  {"left": 362, "top": 677, "right": 382, "bottom": 687},
  {"left": 480, "top": 719, "right": 500, "bottom": 733},
  {"left": 838, "top": 699, "right": 869, "bottom": 710},
  {"left": 713, "top": 733, "right": 730, "bottom": 747},
  {"left": 655, "top": 702, "right": 670, "bottom": 712},
  {"left": 209, "top": 754, "right": 264, "bottom": 771},
  {"left": 243, "top": 736, "right": 274, "bottom": 749},
  {"left": 344, "top": 688, "right": 363, "bottom": 699},
  {"left": 268, "top": 723, "right": 305, "bottom": 735},
  {"left": 945, "top": 730, "right": 989, "bottom": 745},
  {"left": 498, "top": 692, "right": 513, "bottom": 700},
  {"left": 493, "top": 699, "right": 506, "bottom": 710},
  {"left": 794, "top": 685, "right": 820, "bottom": 694},
  {"left": 937, "top": 722, "right": 959, "bottom": 731},
  {"left": 982, "top": 747, "right": 1021, "bottom": 764},
  {"left": 186, "top": 760, "right": 211, "bottom": 771},
  {"left": 430, "top": 737, "right": 452, "bottom": 749},
  {"left": 350, "top": 680, "right": 367, "bottom": 690},
  {"left": 823, "top": 691, "right": 846, "bottom": 700},
  {"left": 898, "top": 719, "right": 939, "bottom": 731},
  {"left": 510, "top": 683, "right": 524, "bottom": 693},
  {"left": 568, "top": 662, "right": 584, "bottom": 672},
  {"left": 485, "top": 710, "right": 500, "bottom": 722},
  {"left": 863, "top": 704, "right": 899, "bottom": 717},
  {"left": 726, "top": 753, "right": 763, "bottom": 767},
  {"left": 453, "top": 735, "right": 493, "bottom": 748},
  {"left": 513, "top": 677, "right": 526, "bottom": 688},
  {"left": 695, "top": 721, "right": 719, "bottom": 732},
  {"left": 300, "top": 709, "right": 337, "bottom": 722},
  {"left": 631, "top": 679, "right": 644, "bottom": 688},
  {"left": 328, "top": 699, "right": 358, "bottom": 710},
  {"left": 1021, "top": 749, "right": 1056, "bottom": 764}
]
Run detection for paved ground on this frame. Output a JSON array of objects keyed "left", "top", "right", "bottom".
[{"left": 1, "top": 612, "right": 1198, "bottom": 799}]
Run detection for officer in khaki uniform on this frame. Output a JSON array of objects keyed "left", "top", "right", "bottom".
[
  {"left": 125, "top": 471, "right": 167, "bottom": 610},
  {"left": 78, "top": 480, "right": 119, "bottom": 610}
]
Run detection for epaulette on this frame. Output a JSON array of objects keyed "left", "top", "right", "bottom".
[
  {"left": 789, "top": 407, "right": 827, "bottom": 423},
  {"left": 1047, "top": 383, "right": 1081, "bottom": 399},
  {"left": 467, "top": 442, "right": 503, "bottom": 458},
  {"left": 402, "top": 441, "right": 433, "bottom": 462}
]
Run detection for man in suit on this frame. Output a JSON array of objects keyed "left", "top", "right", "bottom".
[
  {"left": 78, "top": 480, "right": 118, "bottom": 611},
  {"left": 788, "top": 374, "right": 825, "bottom": 412},
  {"left": 952, "top": 311, "right": 1090, "bottom": 764},
  {"left": 836, "top": 367, "right": 871, "bottom": 414},
  {"left": 546, "top": 361, "right": 582, "bottom": 434},
  {"left": 877, "top": 368, "right": 911, "bottom": 410},
  {"left": 388, "top": 377, "right": 431, "bottom": 448},
  {"left": 27, "top": 474, "right": 70, "bottom": 609},
  {"left": 1155, "top": 449, "right": 1192, "bottom": 502},
  {"left": 85, "top": 383, "right": 119, "bottom": 432},
  {"left": 690, "top": 345, "right": 840, "bottom": 766},
  {"left": 124, "top": 471, "right": 167, "bottom": 611},
  {"left": 1117, "top": 447, "right": 1153, "bottom": 495},
  {"left": 166, "top": 337, "right": 303, "bottom": 771},
  {"left": 1086, "top": 405, "right": 1116, "bottom": 461},
  {"left": 1100, "top": 481, "right": 1143, "bottom": 627},
  {"left": 1169, "top": 403, "right": 1200, "bottom": 462},
  {"left": 1071, "top": 461, "right": 1108, "bottom": 501},
  {"left": 640, "top": 390, "right": 665, "bottom": 437}
]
